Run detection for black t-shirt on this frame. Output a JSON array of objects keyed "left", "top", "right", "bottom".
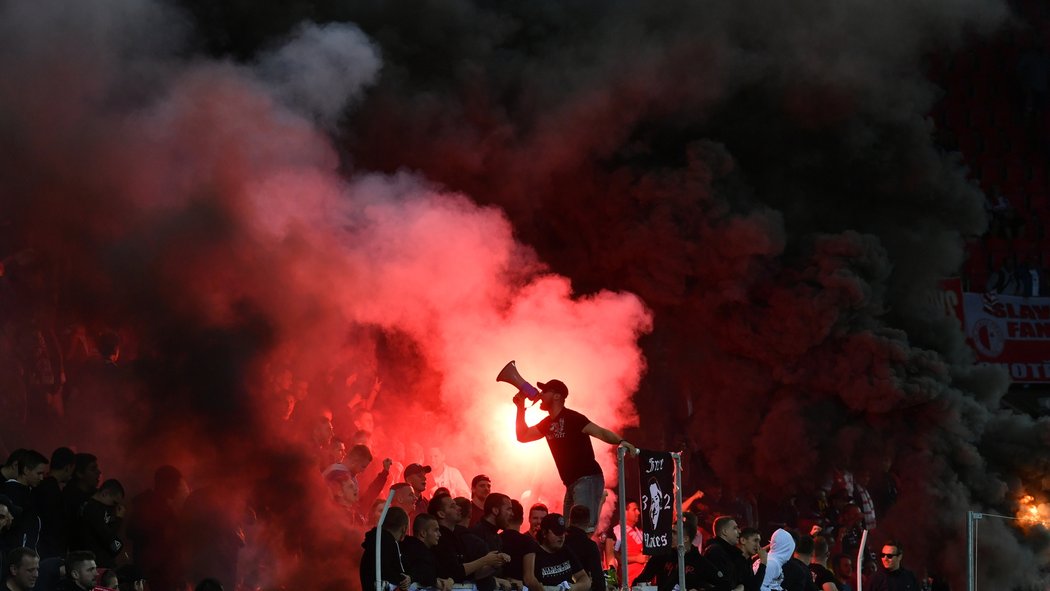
[
  {"left": 537, "top": 408, "right": 602, "bottom": 485},
  {"left": 782, "top": 557, "right": 817, "bottom": 591},
  {"left": 532, "top": 545, "right": 583, "bottom": 587},
  {"left": 810, "top": 563, "right": 839, "bottom": 589},
  {"left": 500, "top": 529, "right": 540, "bottom": 581},
  {"left": 401, "top": 536, "right": 439, "bottom": 587},
  {"left": 565, "top": 526, "right": 603, "bottom": 591}
]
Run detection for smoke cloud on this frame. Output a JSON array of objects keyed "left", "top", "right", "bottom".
[{"left": 2, "top": 0, "right": 1049, "bottom": 589}]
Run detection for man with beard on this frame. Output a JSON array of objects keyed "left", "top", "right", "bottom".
[
  {"left": 428, "top": 493, "right": 506, "bottom": 585},
  {"left": 500, "top": 500, "right": 538, "bottom": 588},
  {"left": 469, "top": 492, "right": 514, "bottom": 591},
  {"left": 469, "top": 475, "right": 492, "bottom": 526},
  {"left": 514, "top": 379, "right": 638, "bottom": 532},
  {"left": 523, "top": 513, "right": 591, "bottom": 591}
]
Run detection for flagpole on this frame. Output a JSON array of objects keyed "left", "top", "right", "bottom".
[{"left": 672, "top": 452, "right": 685, "bottom": 591}]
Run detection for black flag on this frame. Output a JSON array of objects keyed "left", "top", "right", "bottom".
[{"left": 638, "top": 449, "right": 674, "bottom": 555}]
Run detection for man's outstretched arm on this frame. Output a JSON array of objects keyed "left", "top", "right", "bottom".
[{"left": 582, "top": 422, "right": 638, "bottom": 455}]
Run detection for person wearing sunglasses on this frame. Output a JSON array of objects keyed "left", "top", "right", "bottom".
[{"left": 867, "top": 540, "right": 920, "bottom": 591}]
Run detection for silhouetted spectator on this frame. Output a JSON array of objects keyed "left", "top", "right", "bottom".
[
  {"left": 35, "top": 446, "right": 75, "bottom": 558},
  {"left": 76, "top": 479, "right": 124, "bottom": 568},
  {"left": 1, "top": 449, "right": 47, "bottom": 550},
  {"left": 127, "top": 465, "right": 189, "bottom": 591}
]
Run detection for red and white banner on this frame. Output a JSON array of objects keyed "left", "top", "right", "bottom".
[{"left": 961, "top": 290, "right": 1050, "bottom": 383}]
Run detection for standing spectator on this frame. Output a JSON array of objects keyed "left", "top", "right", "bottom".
[
  {"left": 428, "top": 494, "right": 504, "bottom": 585},
  {"left": 867, "top": 541, "right": 920, "bottom": 591},
  {"left": 360, "top": 506, "right": 410, "bottom": 591},
  {"left": 1, "top": 449, "right": 47, "bottom": 551},
  {"left": 611, "top": 500, "right": 646, "bottom": 586},
  {"left": 426, "top": 448, "right": 469, "bottom": 499},
  {"left": 702, "top": 515, "right": 748, "bottom": 591},
  {"left": 469, "top": 475, "right": 492, "bottom": 526},
  {"left": 468, "top": 492, "right": 513, "bottom": 591},
  {"left": 35, "top": 446, "right": 75, "bottom": 558},
  {"left": 346, "top": 445, "right": 392, "bottom": 506},
  {"left": 4, "top": 547, "right": 40, "bottom": 591},
  {"left": 783, "top": 534, "right": 817, "bottom": 591},
  {"left": 809, "top": 537, "right": 840, "bottom": 591},
  {"left": 400, "top": 512, "right": 453, "bottom": 591},
  {"left": 127, "top": 465, "right": 189, "bottom": 591},
  {"left": 631, "top": 513, "right": 714, "bottom": 591},
  {"left": 499, "top": 500, "right": 538, "bottom": 587},
  {"left": 514, "top": 380, "right": 637, "bottom": 532},
  {"left": 831, "top": 555, "right": 854, "bottom": 591},
  {"left": 758, "top": 529, "right": 795, "bottom": 591},
  {"left": 738, "top": 527, "right": 768, "bottom": 591},
  {"left": 853, "top": 473, "right": 876, "bottom": 532},
  {"left": 523, "top": 513, "right": 591, "bottom": 591},
  {"left": 403, "top": 464, "right": 431, "bottom": 519},
  {"left": 62, "top": 454, "right": 101, "bottom": 542},
  {"left": 76, "top": 479, "right": 125, "bottom": 568},
  {"left": 564, "top": 506, "right": 604, "bottom": 591},
  {"left": 390, "top": 483, "right": 419, "bottom": 518},
  {"left": 527, "top": 503, "right": 548, "bottom": 537}
]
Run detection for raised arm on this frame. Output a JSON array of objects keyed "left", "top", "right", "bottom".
[{"left": 514, "top": 393, "right": 544, "bottom": 442}]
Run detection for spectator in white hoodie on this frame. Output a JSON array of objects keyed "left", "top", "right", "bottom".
[{"left": 756, "top": 528, "right": 795, "bottom": 591}]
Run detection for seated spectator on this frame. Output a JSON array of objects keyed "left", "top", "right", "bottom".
[
  {"left": 523, "top": 513, "right": 591, "bottom": 591},
  {"left": 738, "top": 527, "right": 768, "bottom": 591},
  {"left": 564, "top": 506, "right": 604, "bottom": 591},
  {"left": 401, "top": 512, "right": 453, "bottom": 591},
  {"left": 499, "top": 500, "right": 538, "bottom": 587},
  {"left": 831, "top": 555, "right": 854, "bottom": 591},
  {"left": 98, "top": 568, "right": 120, "bottom": 590},
  {"left": 76, "top": 479, "right": 124, "bottom": 568},
  {"left": 360, "top": 506, "right": 410, "bottom": 591},
  {"left": 4, "top": 547, "right": 40, "bottom": 591},
  {"left": 1, "top": 449, "right": 47, "bottom": 551}
]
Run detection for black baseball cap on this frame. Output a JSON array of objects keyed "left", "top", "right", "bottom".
[
  {"left": 537, "top": 379, "right": 568, "bottom": 396},
  {"left": 405, "top": 463, "right": 432, "bottom": 477},
  {"left": 540, "top": 512, "right": 567, "bottom": 535}
]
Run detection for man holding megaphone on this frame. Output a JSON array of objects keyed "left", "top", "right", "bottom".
[{"left": 498, "top": 362, "right": 638, "bottom": 533}]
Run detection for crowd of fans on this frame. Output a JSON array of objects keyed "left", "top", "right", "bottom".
[{"left": 0, "top": 434, "right": 942, "bottom": 591}]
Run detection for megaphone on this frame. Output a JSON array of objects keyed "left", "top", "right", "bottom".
[{"left": 496, "top": 360, "right": 540, "bottom": 399}]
